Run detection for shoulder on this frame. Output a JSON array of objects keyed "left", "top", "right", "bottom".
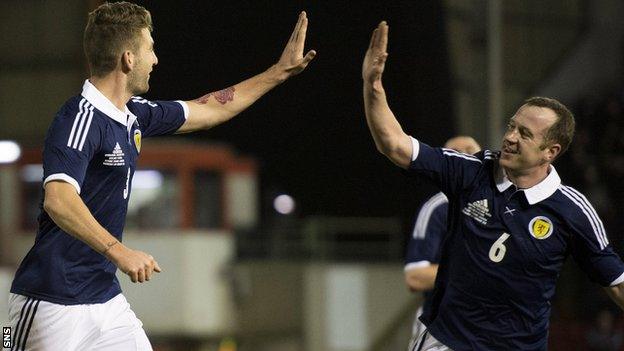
[
  {"left": 55, "top": 95, "right": 87, "bottom": 120},
  {"left": 439, "top": 148, "right": 489, "bottom": 164},
  {"left": 473, "top": 149, "right": 500, "bottom": 165},
  {"left": 555, "top": 184, "right": 599, "bottom": 216},
  {"left": 47, "top": 96, "right": 105, "bottom": 145},
  {"left": 128, "top": 96, "right": 158, "bottom": 108},
  {"left": 126, "top": 96, "right": 157, "bottom": 115},
  {"left": 555, "top": 184, "right": 608, "bottom": 247},
  {"left": 438, "top": 149, "right": 499, "bottom": 174}
]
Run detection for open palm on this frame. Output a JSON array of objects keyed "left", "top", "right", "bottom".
[
  {"left": 362, "top": 21, "right": 389, "bottom": 86},
  {"left": 276, "top": 11, "right": 316, "bottom": 77}
]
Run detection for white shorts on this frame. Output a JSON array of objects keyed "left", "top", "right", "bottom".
[
  {"left": 412, "top": 306, "right": 425, "bottom": 338},
  {"left": 7, "top": 293, "right": 152, "bottom": 351},
  {"left": 407, "top": 329, "right": 452, "bottom": 351}
]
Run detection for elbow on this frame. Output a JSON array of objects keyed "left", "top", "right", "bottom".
[
  {"left": 43, "top": 196, "right": 59, "bottom": 218},
  {"left": 43, "top": 193, "right": 65, "bottom": 220},
  {"left": 378, "top": 140, "right": 410, "bottom": 168},
  {"left": 374, "top": 129, "right": 408, "bottom": 159},
  {"left": 376, "top": 138, "right": 399, "bottom": 158},
  {"left": 375, "top": 140, "right": 391, "bottom": 155}
]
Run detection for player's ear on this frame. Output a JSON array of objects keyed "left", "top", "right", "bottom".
[
  {"left": 121, "top": 50, "right": 134, "bottom": 73},
  {"left": 544, "top": 142, "right": 561, "bottom": 162}
]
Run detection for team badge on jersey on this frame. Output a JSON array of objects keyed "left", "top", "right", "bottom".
[
  {"left": 134, "top": 129, "right": 142, "bottom": 153},
  {"left": 528, "top": 216, "right": 553, "bottom": 239}
]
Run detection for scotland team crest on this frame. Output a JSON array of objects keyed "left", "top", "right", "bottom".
[
  {"left": 134, "top": 129, "right": 142, "bottom": 153},
  {"left": 528, "top": 216, "right": 553, "bottom": 239}
]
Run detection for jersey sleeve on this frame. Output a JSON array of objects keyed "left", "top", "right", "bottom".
[
  {"left": 564, "top": 188, "right": 624, "bottom": 287},
  {"left": 128, "top": 97, "right": 188, "bottom": 138},
  {"left": 42, "top": 103, "right": 102, "bottom": 194},
  {"left": 407, "top": 137, "right": 484, "bottom": 197},
  {"left": 405, "top": 195, "right": 448, "bottom": 270}
]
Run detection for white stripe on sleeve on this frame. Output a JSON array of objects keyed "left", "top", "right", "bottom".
[
  {"left": 442, "top": 149, "right": 482, "bottom": 163},
  {"left": 412, "top": 193, "right": 448, "bottom": 239},
  {"left": 72, "top": 103, "right": 90, "bottom": 149},
  {"left": 559, "top": 186, "right": 607, "bottom": 249},
  {"left": 67, "top": 99, "right": 87, "bottom": 147},
  {"left": 77, "top": 106, "right": 95, "bottom": 151}
]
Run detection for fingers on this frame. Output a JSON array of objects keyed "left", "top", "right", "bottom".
[
  {"left": 377, "top": 21, "right": 388, "bottom": 53},
  {"left": 368, "top": 28, "right": 378, "bottom": 52},
  {"left": 154, "top": 259, "right": 162, "bottom": 273},
  {"left": 144, "top": 255, "right": 154, "bottom": 281},
  {"left": 295, "top": 12, "right": 308, "bottom": 52},
  {"left": 368, "top": 22, "right": 388, "bottom": 54},
  {"left": 125, "top": 253, "right": 160, "bottom": 283},
  {"left": 129, "top": 269, "right": 138, "bottom": 283},
  {"left": 302, "top": 50, "right": 316, "bottom": 65},
  {"left": 289, "top": 11, "right": 305, "bottom": 45},
  {"left": 137, "top": 269, "right": 145, "bottom": 283}
]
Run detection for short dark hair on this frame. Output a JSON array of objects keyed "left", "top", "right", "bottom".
[
  {"left": 84, "top": 2, "right": 152, "bottom": 77},
  {"left": 524, "top": 96, "right": 575, "bottom": 157}
]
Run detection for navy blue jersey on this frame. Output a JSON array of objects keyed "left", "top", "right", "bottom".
[
  {"left": 11, "top": 80, "right": 187, "bottom": 305},
  {"left": 408, "top": 138, "right": 624, "bottom": 351},
  {"left": 405, "top": 192, "right": 448, "bottom": 318}
]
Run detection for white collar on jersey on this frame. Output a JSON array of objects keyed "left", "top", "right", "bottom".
[
  {"left": 495, "top": 164, "right": 561, "bottom": 205},
  {"left": 81, "top": 80, "right": 137, "bottom": 127}
]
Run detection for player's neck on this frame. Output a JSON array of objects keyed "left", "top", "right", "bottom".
[
  {"left": 504, "top": 163, "right": 550, "bottom": 189},
  {"left": 89, "top": 74, "right": 133, "bottom": 112}
]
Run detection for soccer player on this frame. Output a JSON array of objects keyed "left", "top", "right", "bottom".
[
  {"left": 362, "top": 21, "right": 624, "bottom": 351},
  {"left": 405, "top": 136, "right": 480, "bottom": 339},
  {"left": 8, "top": 2, "right": 315, "bottom": 350}
]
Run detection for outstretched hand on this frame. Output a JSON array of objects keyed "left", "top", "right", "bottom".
[
  {"left": 362, "top": 21, "right": 389, "bottom": 86},
  {"left": 275, "top": 11, "right": 316, "bottom": 79}
]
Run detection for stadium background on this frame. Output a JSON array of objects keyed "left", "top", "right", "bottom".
[{"left": 0, "top": 0, "right": 623, "bottom": 350}]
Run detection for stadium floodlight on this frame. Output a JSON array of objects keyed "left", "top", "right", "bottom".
[
  {"left": 0, "top": 140, "right": 21, "bottom": 164},
  {"left": 132, "top": 170, "right": 164, "bottom": 189},
  {"left": 273, "top": 194, "right": 296, "bottom": 215}
]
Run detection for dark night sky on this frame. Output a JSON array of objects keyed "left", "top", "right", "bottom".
[{"left": 135, "top": 0, "right": 455, "bottom": 224}]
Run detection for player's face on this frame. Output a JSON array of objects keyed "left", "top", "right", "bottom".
[
  {"left": 128, "top": 28, "right": 158, "bottom": 95},
  {"left": 499, "top": 104, "right": 558, "bottom": 172}
]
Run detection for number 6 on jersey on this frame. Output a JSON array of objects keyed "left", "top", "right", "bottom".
[{"left": 489, "top": 232, "right": 510, "bottom": 263}]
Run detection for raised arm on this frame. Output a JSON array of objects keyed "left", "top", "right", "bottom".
[
  {"left": 177, "top": 11, "right": 316, "bottom": 133},
  {"left": 362, "top": 21, "right": 412, "bottom": 169},
  {"left": 44, "top": 181, "right": 160, "bottom": 283}
]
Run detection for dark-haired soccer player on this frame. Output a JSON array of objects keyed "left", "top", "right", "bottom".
[
  {"left": 362, "top": 21, "right": 624, "bottom": 351},
  {"left": 8, "top": 2, "right": 315, "bottom": 350}
]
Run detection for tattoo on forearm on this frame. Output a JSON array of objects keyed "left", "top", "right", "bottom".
[
  {"left": 102, "top": 240, "right": 119, "bottom": 255},
  {"left": 195, "top": 86, "right": 236, "bottom": 105}
]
